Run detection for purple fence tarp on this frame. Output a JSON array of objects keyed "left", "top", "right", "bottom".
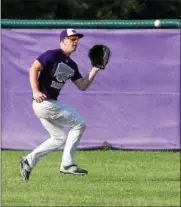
[{"left": 1, "top": 29, "right": 180, "bottom": 150}]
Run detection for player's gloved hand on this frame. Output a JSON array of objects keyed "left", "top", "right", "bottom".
[
  {"left": 88, "top": 45, "right": 111, "bottom": 70},
  {"left": 33, "top": 91, "right": 47, "bottom": 103}
]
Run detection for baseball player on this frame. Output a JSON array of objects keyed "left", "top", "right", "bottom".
[
  {"left": 19, "top": 29, "right": 98, "bottom": 180},
  {"left": 20, "top": 28, "right": 110, "bottom": 181}
]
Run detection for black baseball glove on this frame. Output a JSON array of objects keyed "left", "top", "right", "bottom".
[{"left": 88, "top": 45, "right": 111, "bottom": 69}]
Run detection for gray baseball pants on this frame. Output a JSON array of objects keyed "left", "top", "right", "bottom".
[{"left": 26, "top": 100, "right": 86, "bottom": 170}]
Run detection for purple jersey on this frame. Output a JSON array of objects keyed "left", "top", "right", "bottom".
[{"left": 36, "top": 49, "right": 82, "bottom": 100}]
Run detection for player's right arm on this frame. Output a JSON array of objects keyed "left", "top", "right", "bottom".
[{"left": 29, "top": 60, "right": 47, "bottom": 103}]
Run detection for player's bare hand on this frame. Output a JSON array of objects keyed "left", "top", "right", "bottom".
[{"left": 33, "top": 91, "right": 47, "bottom": 103}]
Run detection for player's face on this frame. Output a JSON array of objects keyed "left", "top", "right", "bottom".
[{"left": 65, "top": 36, "right": 80, "bottom": 52}]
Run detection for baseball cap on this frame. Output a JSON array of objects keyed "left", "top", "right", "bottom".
[{"left": 60, "top": 29, "right": 84, "bottom": 41}]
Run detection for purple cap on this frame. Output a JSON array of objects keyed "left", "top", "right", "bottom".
[{"left": 60, "top": 29, "right": 84, "bottom": 41}]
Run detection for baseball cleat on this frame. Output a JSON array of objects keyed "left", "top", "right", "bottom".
[
  {"left": 19, "top": 157, "right": 31, "bottom": 181},
  {"left": 60, "top": 164, "right": 88, "bottom": 175}
]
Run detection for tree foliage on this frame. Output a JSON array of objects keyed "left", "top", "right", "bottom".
[{"left": 1, "top": 0, "right": 180, "bottom": 19}]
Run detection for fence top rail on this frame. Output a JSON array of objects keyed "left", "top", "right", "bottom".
[{"left": 1, "top": 19, "right": 180, "bottom": 29}]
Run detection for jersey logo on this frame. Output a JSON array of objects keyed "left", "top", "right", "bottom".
[
  {"left": 51, "top": 62, "right": 74, "bottom": 90},
  {"left": 54, "top": 62, "right": 74, "bottom": 83}
]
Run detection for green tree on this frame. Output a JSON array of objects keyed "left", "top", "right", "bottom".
[
  {"left": 1, "top": 0, "right": 180, "bottom": 19},
  {"left": 130, "top": 0, "right": 181, "bottom": 19}
]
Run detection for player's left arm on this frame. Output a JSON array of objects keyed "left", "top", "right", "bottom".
[
  {"left": 73, "top": 44, "right": 111, "bottom": 91},
  {"left": 73, "top": 66, "right": 100, "bottom": 91}
]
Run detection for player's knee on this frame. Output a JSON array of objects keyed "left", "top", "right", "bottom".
[
  {"left": 75, "top": 121, "right": 86, "bottom": 132},
  {"left": 80, "top": 122, "right": 86, "bottom": 131}
]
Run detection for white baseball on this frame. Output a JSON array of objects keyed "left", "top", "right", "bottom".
[{"left": 154, "top": 20, "right": 161, "bottom": 27}]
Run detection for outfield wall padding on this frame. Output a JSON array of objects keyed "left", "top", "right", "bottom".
[{"left": 1, "top": 28, "right": 180, "bottom": 150}]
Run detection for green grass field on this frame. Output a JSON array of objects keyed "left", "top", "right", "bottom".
[{"left": 1, "top": 150, "right": 180, "bottom": 206}]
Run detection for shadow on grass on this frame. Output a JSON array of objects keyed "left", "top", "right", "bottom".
[{"left": 93, "top": 177, "right": 180, "bottom": 182}]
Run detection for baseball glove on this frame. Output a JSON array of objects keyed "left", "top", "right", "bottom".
[{"left": 88, "top": 45, "right": 111, "bottom": 69}]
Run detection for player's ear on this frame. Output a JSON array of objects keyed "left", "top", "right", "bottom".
[{"left": 62, "top": 38, "right": 66, "bottom": 45}]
